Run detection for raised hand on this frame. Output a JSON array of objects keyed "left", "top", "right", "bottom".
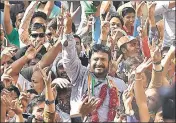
[
  {"left": 19, "top": 92, "right": 29, "bottom": 111},
  {"left": 10, "top": 99, "right": 23, "bottom": 115},
  {"left": 1, "top": 65, "right": 13, "bottom": 88},
  {"left": 148, "top": 2, "right": 157, "bottom": 23},
  {"left": 100, "top": 12, "right": 110, "bottom": 36},
  {"left": 63, "top": 12, "right": 72, "bottom": 34},
  {"left": 149, "top": 39, "right": 162, "bottom": 63},
  {"left": 136, "top": 57, "right": 152, "bottom": 74},
  {"left": 136, "top": 1, "right": 147, "bottom": 17},
  {"left": 52, "top": 78, "right": 71, "bottom": 89},
  {"left": 25, "top": 43, "right": 42, "bottom": 60},
  {"left": 77, "top": 96, "right": 100, "bottom": 117},
  {"left": 38, "top": 64, "right": 51, "bottom": 86},
  {"left": 1, "top": 47, "right": 17, "bottom": 63},
  {"left": 122, "top": 82, "right": 135, "bottom": 115},
  {"left": 70, "top": 2, "right": 81, "bottom": 19}
]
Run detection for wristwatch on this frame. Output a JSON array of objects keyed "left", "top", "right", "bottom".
[{"left": 45, "top": 100, "right": 55, "bottom": 105}]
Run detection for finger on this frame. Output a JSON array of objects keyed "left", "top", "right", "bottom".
[
  {"left": 143, "top": 57, "right": 148, "bottom": 63},
  {"left": 36, "top": 44, "right": 43, "bottom": 53},
  {"left": 58, "top": 82, "right": 64, "bottom": 88},
  {"left": 116, "top": 54, "right": 123, "bottom": 65},
  {"left": 71, "top": 6, "right": 80, "bottom": 19},
  {"left": 82, "top": 96, "right": 89, "bottom": 104},
  {"left": 100, "top": 14, "right": 104, "bottom": 21},
  {"left": 152, "top": 38, "right": 156, "bottom": 50},
  {"left": 61, "top": 5, "right": 65, "bottom": 16},
  {"left": 70, "top": 2, "right": 73, "bottom": 13},
  {"left": 105, "top": 12, "right": 110, "bottom": 21},
  {"left": 47, "top": 71, "right": 52, "bottom": 82},
  {"left": 16, "top": 83, "right": 22, "bottom": 92}
]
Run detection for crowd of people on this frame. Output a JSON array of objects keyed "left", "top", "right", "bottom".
[{"left": 0, "top": 1, "right": 175, "bottom": 122}]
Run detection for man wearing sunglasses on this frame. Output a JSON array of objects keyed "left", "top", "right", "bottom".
[{"left": 14, "top": 23, "right": 47, "bottom": 60}]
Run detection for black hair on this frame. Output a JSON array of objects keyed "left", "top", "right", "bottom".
[
  {"left": 72, "top": 22, "right": 76, "bottom": 33},
  {"left": 92, "top": 1, "right": 101, "bottom": 7},
  {"left": 47, "top": 18, "right": 57, "bottom": 30},
  {"left": 29, "top": 23, "right": 46, "bottom": 34},
  {"left": 27, "top": 89, "right": 38, "bottom": 95},
  {"left": 121, "top": 7, "right": 135, "bottom": 17},
  {"left": 14, "top": 10, "right": 25, "bottom": 22},
  {"left": 110, "top": 13, "right": 124, "bottom": 26},
  {"left": 0, "top": 81, "right": 5, "bottom": 93},
  {"left": 161, "top": 47, "right": 170, "bottom": 55},
  {"left": 27, "top": 95, "right": 45, "bottom": 114},
  {"left": 73, "top": 34, "right": 81, "bottom": 44},
  {"left": 7, "top": 85, "right": 20, "bottom": 97},
  {"left": 89, "top": 44, "right": 111, "bottom": 61},
  {"left": 31, "top": 11, "right": 47, "bottom": 24}
]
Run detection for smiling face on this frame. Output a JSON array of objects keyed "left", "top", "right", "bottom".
[
  {"left": 123, "top": 13, "right": 135, "bottom": 27},
  {"left": 110, "top": 17, "right": 123, "bottom": 31},
  {"left": 90, "top": 51, "right": 109, "bottom": 78}
]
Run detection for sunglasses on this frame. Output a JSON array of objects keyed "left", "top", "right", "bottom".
[{"left": 31, "top": 33, "right": 45, "bottom": 38}]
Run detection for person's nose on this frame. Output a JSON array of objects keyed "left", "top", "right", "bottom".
[{"left": 96, "top": 59, "right": 103, "bottom": 66}]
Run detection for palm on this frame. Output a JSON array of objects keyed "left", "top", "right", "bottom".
[
  {"left": 25, "top": 47, "right": 37, "bottom": 60},
  {"left": 136, "top": 57, "right": 152, "bottom": 74},
  {"left": 148, "top": 2, "right": 157, "bottom": 19}
]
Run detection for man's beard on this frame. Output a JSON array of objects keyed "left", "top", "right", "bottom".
[{"left": 93, "top": 65, "right": 109, "bottom": 78}]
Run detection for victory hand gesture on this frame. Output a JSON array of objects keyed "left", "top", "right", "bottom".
[{"left": 136, "top": 57, "right": 152, "bottom": 74}]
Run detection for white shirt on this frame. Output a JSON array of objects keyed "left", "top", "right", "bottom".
[{"left": 155, "top": 1, "right": 175, "bottom": 48}]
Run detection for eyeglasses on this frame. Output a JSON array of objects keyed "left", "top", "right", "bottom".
[
  {"left": 46, "top": 33, "right": 52, "bottom": 36},
  {"left": 31, "top": 33, "right": 45, "bottom": 38}
]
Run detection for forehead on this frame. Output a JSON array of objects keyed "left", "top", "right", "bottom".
[
  {"left": 32, "top": 17, "right": 46, "bottom": 25},
  {"left": 110, "top": 17, "right": 121, "bottom": 24},
  {"left": 74, "top": 37, "right": 81, "bottom": 43},
  {"left": 32, "top": 70, "right": 42, "bottom": 78},
  {"left": 124, "top": 13, "right": 135, "bottom": 17},
  {"left": 91, "top": 51, "right": 109, "bottom": 59},
  {"left": 31, "top": 28, "right": 44, "bottom": 34}
]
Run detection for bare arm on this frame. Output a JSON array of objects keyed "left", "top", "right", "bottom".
[
  {"left": 34, "top": 39, "right": 62, "bottom": 71},
  {"left": 161, "top": 45, "right": 175, "bottom": 86},
  {"left": 43, "top": 1, "right": 54, "bottom": 17},
  {"left": 134, "top": 73, "right": 150, "bottom": 122},
  {"left": 7, "top": 45, "right": 42, "bottom": 80},
  {"left": 38, "top": 68, "right": 55, "bottom": 122},
  {"left": 3, "top": 1, "right": 13, "bottom": 34},
  {"left": 134, "top": 58, "right": 152, "bottom": 122},
  {"left": 19, "top": 1, "right": 39, "bottom": 44}
]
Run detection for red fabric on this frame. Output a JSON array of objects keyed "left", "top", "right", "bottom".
[
  {"left": 142, "top": 36, "right": 151, "bottom": 58},
  {"left": 123, "top": 25, "right": 134, "bottom": 36}
]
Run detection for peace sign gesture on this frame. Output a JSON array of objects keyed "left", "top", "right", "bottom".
[
  {"left": 136, "top": 57, "right": 152, "bottom": 74},
  {"left": 100, "top": 12, "right": 110, "bottom": 38},
  {"left": 148, "top": 39, "right": 162, "bottom": 63},
  {"left": 70, "top": 2, "right": 81, "bottom": 19},
  {"left": 37, "top": 64, "right": 52, "bottom": 87}
]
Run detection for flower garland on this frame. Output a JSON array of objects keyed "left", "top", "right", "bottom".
[{"left": 91, "top": 82, "right": 119, "bottom": 122}]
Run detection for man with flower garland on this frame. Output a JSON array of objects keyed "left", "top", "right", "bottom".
[{"left": 61, "top": 12, "right": 119, "bottom": 122}]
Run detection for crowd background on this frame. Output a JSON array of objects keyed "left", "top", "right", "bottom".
[{"left": 0, "top": 1, "right": 175, "bottom": 122}]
